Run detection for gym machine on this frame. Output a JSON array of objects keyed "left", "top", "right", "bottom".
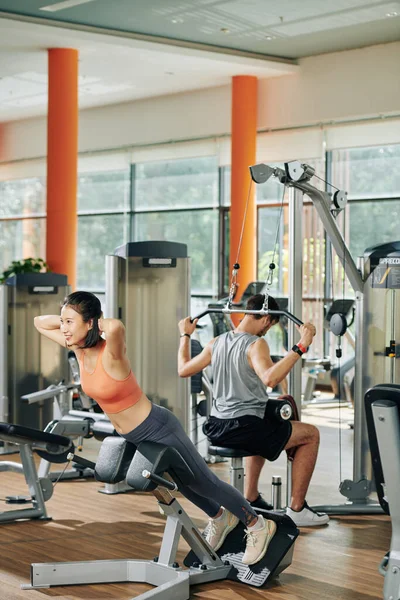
[
  {"left": 365, "top": 383, "right": 400, "bottom": 600},
  {"left": 105, "top": 241, "right": 191, "bottom": 434},
  {"left": 24, "top": 436, "right": 299, "bottom": 598},
  {"left": 0, "top": 421, "right": 73, "bottom": 523},
  {"left": 0, "top": 273, "right": 70, "bottom": 446},
  {"left": 250, "top": 160, "right": 400, "bottom": 513}
]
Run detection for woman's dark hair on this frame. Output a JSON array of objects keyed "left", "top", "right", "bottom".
[
  {"left": 245, "top": 293, "right": 280, "bottom": 323},
  {"left": 62, "top": 291, "right": 102, "bottom": 348}
]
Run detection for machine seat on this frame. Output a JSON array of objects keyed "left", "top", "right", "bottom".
[
  {"left": 208, "top": 445, "right": 253, "bottom": 458},
  {"left": 0, "top": 422, "right": 71, "bottom": 447},
  {"left": 127, "top": 441, "right": 195, "bottom": 491}
]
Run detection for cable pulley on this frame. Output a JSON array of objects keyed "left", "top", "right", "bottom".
[{"left": 330, "top": 313, "right": 348, "bottom": 337}]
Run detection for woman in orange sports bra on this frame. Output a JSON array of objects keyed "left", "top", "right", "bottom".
[{"left": 34, "top": 291, "right": 274, "bottom": 566}]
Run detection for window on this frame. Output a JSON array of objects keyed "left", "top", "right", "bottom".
[
  {"left": 135, "top": 157, "right": 219, "bottom": 210},
  {"left": 0, "top": 218, "right": 46, "bottom": 272},
  {"left": 330, "top": 144, "right": 400, "bottom": 285},
  {"left": 331, "top": 145, "right": 400, "bottom": 200},
  {"left": 76, "top": 168, "right": 130, "bottom": 290},
  {"left": 348, "top": 200, "right": 400, "bottom": 259},
  {"left": 0, "top": 177, "right": 46, "bottom": 217},
  {"left": 0, "top": 177, "right": 46, "bottom": 273},
  {"left": 78, "top": 171, "right": 130, "bottom": 212},
  {"left": 77, "top": 215, "right": 128, "bottom": 290},
  {"left": 134, "top": 210, "right": 219, "bottom": 296},
  {"left": 133, "top": 157, "right": 221, "bottom": 297}
]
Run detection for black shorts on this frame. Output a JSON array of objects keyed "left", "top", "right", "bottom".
[{"left": 203, "top": 410, "right": 292, "bottom": 462}]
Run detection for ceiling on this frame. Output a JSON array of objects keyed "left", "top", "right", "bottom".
[{"left": 0, "top": 0, "right": 399, "bottom": 122}]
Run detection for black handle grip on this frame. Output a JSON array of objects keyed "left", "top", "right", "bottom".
[
  {"left": 191, "top": 308, "right": 303, "bottom": 327},
  {"left": 142, "top": 470, "right": 177, "bottom": 491},
  {"left": 67, "top": 453, "right": 96, "bottom": 471}
]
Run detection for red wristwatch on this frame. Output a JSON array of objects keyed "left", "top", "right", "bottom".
[{"left": 297, "top": 342, "right": 307, "bottom": 354}]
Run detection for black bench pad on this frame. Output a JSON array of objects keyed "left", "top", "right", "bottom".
[{"left": 0, "top": 422, "right": 71, "bottom": 447}]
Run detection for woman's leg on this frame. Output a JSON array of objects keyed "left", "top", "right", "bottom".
[
  {"left": 122, "top": 404, "right": 272, "bottom": 562},
  {"left": 160, "top": 409, "right": 257, "bottom": 526}
]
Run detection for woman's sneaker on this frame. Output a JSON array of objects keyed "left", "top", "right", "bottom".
[
  {"left": 286, "top": 501, "right": 329, "bottom": 527},
  {"left": 203, "top": 509, "right": 240, "bottom": 551},
  {"left": 242, "top": 515, "right": 277, "bottom": 565}
]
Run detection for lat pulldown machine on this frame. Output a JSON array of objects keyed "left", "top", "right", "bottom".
[{"left": 250, "top": 160, "right": 400, "bottom": 514}]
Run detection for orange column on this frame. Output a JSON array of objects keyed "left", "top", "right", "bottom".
[
  {"left": 46, "top": 48, "right": 79, "bottom": 289},
  {"left": 229, "top": 76, "right": 258, "bottom": 308}
]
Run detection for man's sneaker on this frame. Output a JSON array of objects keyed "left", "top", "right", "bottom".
[
  {"left": 286, "top": 501, "right": 329, "bottom": 527},
  {"left": 242, "top": 516, "right": 277, "bottom": 565},
  {"left": 203, "top": 509, "right": 240, "bottom": 551},
  {"left": 249, "top": 493, "right": 273, "bottom": 511}
]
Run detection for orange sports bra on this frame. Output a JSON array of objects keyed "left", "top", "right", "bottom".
[{"left": 78, "top": 343, "right": 143, "bottom": 414}]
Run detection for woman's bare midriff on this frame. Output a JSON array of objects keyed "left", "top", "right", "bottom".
[{"left": 106, "top": 392, "right": 153, "bottom": 435}]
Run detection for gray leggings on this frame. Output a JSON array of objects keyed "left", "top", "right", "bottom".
[{"left": 121, "top": 403, "right": 257, "bottom": 525}]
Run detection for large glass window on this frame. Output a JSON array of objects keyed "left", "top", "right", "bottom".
[
  {"left": 330, "top": 144, "right": 400, "bottom": 287},
  {"left": 134, "top": 209, "right": 219, "bottom": 295},
  {"left": 0, "top": 178, "right": 45, "bottom": 217},
  {"left": 76, "top": 168, "right": 131, "bottom": 290},
  {"left": 0, "top": 177, "right": 47, "bottom": 274},
  {"left": 349, "top": 200, "right": 400, "bottom": 260},
  {"left": 78, "top": 170, "right": 130, "bottom": 212},
  {"left": 77, "top": 214, "right": 128, "bottom": 290},
  {"left": 133, "top": 156, "right": 221, "bottom": 297},
  {"left": 135, "top": 157, "right": 219, "bottom": 210},
  {"left": 331, "top": 145, "right": 400, "bottom": 200},
  {"left": 0, "top": 218, "right": 46, "bottom": 272}
]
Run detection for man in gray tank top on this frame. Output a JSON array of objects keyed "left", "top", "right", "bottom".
[{"left": 178, "top": 293, "right": 329, "bottom": 528}]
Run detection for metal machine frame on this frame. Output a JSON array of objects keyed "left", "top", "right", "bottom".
[
  {"left": 250, "top": 160, "right": 382, "bottom": 513},
  {"left": 25, "top": 488, "right": 232, "bottom": 599},
  {"left": 0, "top": 441, "right": 50, "bottom": 523},
  {"left": 24, "top": 437, "right": 298, "bottom": 598},
  {"left": 0, "top": 424, "right": 72, "bottom": 523}
]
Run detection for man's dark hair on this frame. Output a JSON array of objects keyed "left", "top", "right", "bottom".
[
  {"left": 62, "top": 291, "right": 102, "bottom": 348},
  {"left": 245, "top": 293, "right": 280, "bottom": 323}
]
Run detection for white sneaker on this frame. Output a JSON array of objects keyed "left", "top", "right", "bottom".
[
  {"left": 242, "top": 516, "right": 277, "bottom": 565},
  {"left": 286, "top": 501, "right": 329, "bottom": 527},
  {"left": 203, "top": 509, "right": 240, "bottom": 551}
]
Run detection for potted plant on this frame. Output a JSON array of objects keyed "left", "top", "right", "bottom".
[{"left": 0, "top": 258, "right": 49, "bottom": 283}]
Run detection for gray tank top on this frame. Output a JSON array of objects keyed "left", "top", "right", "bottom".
[{"left": 210, "top": 331, "right": 269, "bottom": 419}]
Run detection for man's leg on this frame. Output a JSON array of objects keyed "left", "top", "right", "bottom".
[
  {"left": 245, "top": 455, "right": 266, "bottom": 502},
  {"left": 284, "top": 421, "right": 320, "bottom": 510}
]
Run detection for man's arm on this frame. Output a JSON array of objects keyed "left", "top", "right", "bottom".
[
  {"left": 249, "top": 323, "right": 316, "bottom": 388},
  {"left": 249, "top": 338, "right": 301, "bottom": 389},
  {"left": 178, "top": 340, "right": 213, "bottom": 378},
  {"left": 177, "top": 316, "right": 213, "bottom": 377}
]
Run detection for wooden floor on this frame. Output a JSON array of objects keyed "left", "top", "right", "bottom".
[{"left": 0, "top": 404, "right": 390, "bottom": 600}]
